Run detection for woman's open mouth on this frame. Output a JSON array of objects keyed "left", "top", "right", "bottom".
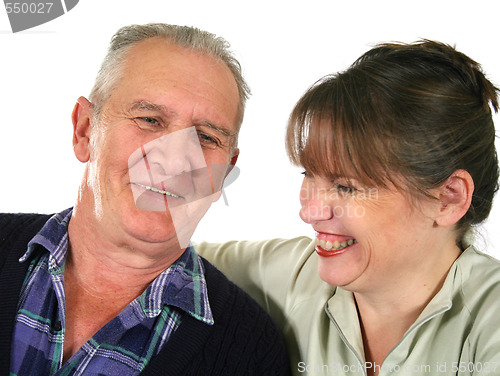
[{"left": 314, "top": 233, "right": 357, "bottom": 257}]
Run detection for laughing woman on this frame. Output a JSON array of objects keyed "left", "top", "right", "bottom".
[{"left": 197, "top": 40, "right": 500, "bottom": 375}]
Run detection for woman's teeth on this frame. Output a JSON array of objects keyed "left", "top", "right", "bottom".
[{"left": 315, "top": 238, "right": 357, "bottom": 251}]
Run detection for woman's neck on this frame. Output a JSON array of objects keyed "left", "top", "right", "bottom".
[{"left": 353, "top": 240, "right": 461, "bottom": 375}]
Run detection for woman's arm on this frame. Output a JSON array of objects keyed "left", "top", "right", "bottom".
[{"left": 195, "top": 237, "right": 314, "bottom": 325}]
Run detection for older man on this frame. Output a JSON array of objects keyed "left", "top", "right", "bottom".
[{"left": 0, "top": 24, "right": 289, "bottom": 375}]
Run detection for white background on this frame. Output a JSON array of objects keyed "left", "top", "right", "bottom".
[{"left": 1, "top": 0, "right": 499, "bottom": 257}]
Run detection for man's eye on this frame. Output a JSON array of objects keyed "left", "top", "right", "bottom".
[
  {"left": 141, "top": 117, "right": 161, "bottom": 126},
  {"left": 198, "top": 132, "right": 218, "bottom": 146}
]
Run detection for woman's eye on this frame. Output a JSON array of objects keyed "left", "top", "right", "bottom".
[{"left": 336, "top": 184, "right": 356, "bottom": 194}]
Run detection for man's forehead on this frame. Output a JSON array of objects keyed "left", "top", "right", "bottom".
[
  {"left": 103, "top": 37, "right": 240, "bottom": 138},
  {"left": 123, "top": 37, "right": 217, "bottom": 76},
  {"left": 126, "top": 37, "right": 180, "bottom": 57}
]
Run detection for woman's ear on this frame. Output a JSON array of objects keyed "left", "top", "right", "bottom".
[
  {"left": 434, "top": 169, "right": 474, "bottom": 227},
  {"left": 72, "top": 96, "right": 93, "bottom": 163}
]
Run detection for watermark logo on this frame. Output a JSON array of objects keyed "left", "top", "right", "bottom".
[
  {"left": 127, "top": 127, "right": 240, "bottom": 248},
  {"left": 299, "top": 185, "right": 379, "bottom": 219},
  {"left": 300, "top": 186, "right": 379, "bottom": 203},
  {"left": 4, "top": 0, "right": 79, "bottom": 32},
  {"left": 298, "top": 361, "right": 500, "bottom": 374}
]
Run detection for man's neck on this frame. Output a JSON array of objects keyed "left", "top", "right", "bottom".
[{"left": 66, "top": 205, "right": 184, "bottom": 297}]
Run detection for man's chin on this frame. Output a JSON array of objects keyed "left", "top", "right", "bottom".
[
  {"left": 135, "top": 189, "right": 169, "bottom": 211},
  {"left": 120, "top": 194, "right": 210, "bottom": 249},
  {"left": 120, "top": 205, "right": 182, "bottom": 246}
]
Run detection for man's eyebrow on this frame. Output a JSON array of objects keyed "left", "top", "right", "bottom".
[
  {"left": 201, "top": 121, "right": 236, "bottom": 138},
  {"left": 130, "top": 100, "right": 236, "bottom": 138},
  {"left": 129, "top": 100, "right": 177, "bottom": 116}
]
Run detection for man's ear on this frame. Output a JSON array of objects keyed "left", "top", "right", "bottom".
[
  {"left": 225, "top": 147, "right": 239, "bottom": 177},
  {"left": 72, "top": 96, "right": 93, "bottom": 163},
  {"left": 208, "top": 148, "right": 240, "bottom": 203},
  {"left": 434, "top": 169, "right": 474, "bottom": 228}
]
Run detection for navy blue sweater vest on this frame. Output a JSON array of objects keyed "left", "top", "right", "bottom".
[{"left": 0, "top": 213, "right": 290, "bottom": 375}]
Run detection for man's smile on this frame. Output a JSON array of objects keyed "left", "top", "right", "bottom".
[{"left": 130, "top": 182, "right": 183, "bottom": 199}]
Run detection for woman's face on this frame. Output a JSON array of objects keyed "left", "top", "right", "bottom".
[{"left": 299, "top": 174, "right": 444, "bottom": 292}]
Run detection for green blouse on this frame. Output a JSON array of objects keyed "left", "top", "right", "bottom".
[{"left": 196, "top": 238, "right": 500, "bottom": 375}]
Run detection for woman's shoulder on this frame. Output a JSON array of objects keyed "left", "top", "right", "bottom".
[
  {"left": 458, "top": 246, "right": 500, "bottom": 282},
  {"left": 456, "top": 246, "right": 500, "bottom": 318},
  {"left": 454, "top": 247, "right": 500, "bottom": 362}
]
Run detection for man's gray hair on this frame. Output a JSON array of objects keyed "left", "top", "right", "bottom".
[{"left": 88, "top": 23, "right": 250, "bottom": 127}]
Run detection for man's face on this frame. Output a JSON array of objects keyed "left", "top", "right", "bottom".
[{"left": 75, "top": 38, "right": 240, "bottom": 252}]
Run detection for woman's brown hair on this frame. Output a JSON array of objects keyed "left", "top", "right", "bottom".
[{"left": 286, "top": 40, "right": 499, "bottom": 239}]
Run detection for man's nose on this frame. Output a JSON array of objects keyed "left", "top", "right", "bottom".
[{"left": 147, "top": 128, "right": 206, "bottom": 177}]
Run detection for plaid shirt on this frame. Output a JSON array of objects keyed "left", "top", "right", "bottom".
[{"left": 10, "top": 209, "right": 213, "bottom": 375}]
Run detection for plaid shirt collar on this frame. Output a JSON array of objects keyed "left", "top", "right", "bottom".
[{"left": 20, "top": 208, "right": 214, "bottom": 325}]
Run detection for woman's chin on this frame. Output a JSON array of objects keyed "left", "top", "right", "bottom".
[{"left": 316, "top": 252, "right": 367, "bottom": 288}]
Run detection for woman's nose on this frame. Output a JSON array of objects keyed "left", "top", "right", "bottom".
[{"left": 299, "top": 181, "right": 334, "bottom": 223}]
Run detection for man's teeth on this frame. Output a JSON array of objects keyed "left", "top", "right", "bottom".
[
  {"left": 315, "top": 238, "right": 357, "bottom": 251},
  {"left": 133, "top": 183, "right": 182, "bottom": 198}
]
